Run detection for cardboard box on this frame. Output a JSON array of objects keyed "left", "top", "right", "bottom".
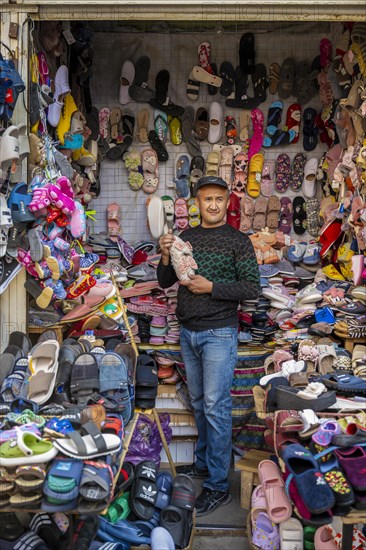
[
  {"left": 160, "top": 439, "right": 196, "bottom": 464},
  {"left": 169, "top": 412, "right": 197, "bottom": 436},
  {"left": 156, "top": 385, "right": 188, "bottom": 411}
]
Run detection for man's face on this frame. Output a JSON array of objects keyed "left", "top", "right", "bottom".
[{"left": 196, "top": 185, "right": 229, "bottom": 227}]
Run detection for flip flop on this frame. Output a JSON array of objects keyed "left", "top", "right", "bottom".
[
  {"left": 186, "top": 69, "right": 200, "bottom": 100},
  {"left": 219, "top": 61, "right": 235, "bottom": 97},
  {"left": 131, "top": 460, "right": 158, "bottom": 520},
  {"left": 154, "top": 110, "right": 168, "bottom": 144},
  {"left": 137, "top": 109, "right": 150, "bottom": 143},
  {"left": 239, "top": 32, "right": 255, "bottom": 74}
]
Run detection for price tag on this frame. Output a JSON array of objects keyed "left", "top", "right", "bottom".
[{"left": 63, "top": 29, "right": 75, "bottom": 45}]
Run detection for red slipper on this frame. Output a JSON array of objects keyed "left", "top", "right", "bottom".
[{"left": 285, "top": 103, "right": 301, "bottom": 144}]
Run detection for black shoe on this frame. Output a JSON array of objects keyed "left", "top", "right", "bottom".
[
  {"left": 194, "top": 487, "right": 231, "bottom": 517},
  {"left": 175, "top": 463, "right": 209, "bottom": 479}
]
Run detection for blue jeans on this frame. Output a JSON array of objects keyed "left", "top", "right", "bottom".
[{"left": 180, "top": 326, "right": 238, "bottom": 492}]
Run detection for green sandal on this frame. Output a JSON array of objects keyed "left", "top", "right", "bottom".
[{"left": 104, "top": 491, "right": 131, "bottom": 523}]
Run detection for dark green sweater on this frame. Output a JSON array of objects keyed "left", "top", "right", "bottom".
[{"left": 157, "top": 224, "right": 260, "bottom": 330}]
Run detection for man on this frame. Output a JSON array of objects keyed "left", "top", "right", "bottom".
[{"left": 157, "top": 176, "right": 260, "bottom": 516}]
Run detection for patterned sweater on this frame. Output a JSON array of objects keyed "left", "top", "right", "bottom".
[{"left": 157, "top": 224, "right": 260, "bottom": 330}]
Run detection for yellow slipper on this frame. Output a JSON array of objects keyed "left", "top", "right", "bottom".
[
  {"left": 168, "top": 116, "right": 182, "bottom": 145},
  {"left": 337, "top": 242, "right": 354, "bottom": 263},
  {"left": 57, "top": 93, "right": 78, "bottom": 145},
  {"left": 339, "top": 261, "right": 353, "bottom": 281},
  {"left": 322, "top": 264, "right": 345, "bottom": 280},
  {"left": 247, "top": 153, "right": 264, "bottom": 198}
]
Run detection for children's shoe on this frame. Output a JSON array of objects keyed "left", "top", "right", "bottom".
[
  {"left": 34, "top": 260, "right": 52, "bottom": 280},
  {"left": 252, "top": 512, "right": 280, "bottom": 550},
  {"left": 44, "top": 278, "right": 67, "bottom": 300},
  {"left": 287, "top": 241, "right": 307, "bottom": 263},
  {"left": 302, "top": 242, "right": 321, "bottom": 265},
  {"left": 80, "top": 253, "right": 100, "bottom": 273}
]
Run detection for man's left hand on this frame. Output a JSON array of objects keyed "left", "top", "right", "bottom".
[{"left": 180, "top": 274, "right": 213, "bottom": 294}]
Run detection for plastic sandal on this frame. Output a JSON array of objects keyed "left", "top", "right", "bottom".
[{"left": 257, "top": 460, "right": 292, "bottom": 523}]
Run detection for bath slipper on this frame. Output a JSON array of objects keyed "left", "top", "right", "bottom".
[
  {"left": 275, "top": 153, "right": 291, "bottom": 193},
  {"left": 148, "top": 130, "right": 169, "bottom": 163},
  {"left": 247, "top": 153, "right": 264, "bottom": 198},
  {"left": 239, "top": 109, "right": 251, "bottom": 142},
  {"left": 279, "top": 197, "right": 292, "bottom": 235},
  {"left": 119, "top": 60, "right": 135, "bottom": 105},
  {"left": 302, "top": 108, "right": 319, "bottom": 152},
  {"left": 99, "top": 108, "right": 111, "bottom": 141},
  {"left": 192, "top": 66, "right": 222, "bottom": 87},
  {"left": 219, "top": 61, "right": 235, "bottom": 97},
  {"left": 169, "top": 116, "right": 182, "bottom": 145},
  {"left": 257, "top": 460, "right": 292, "bottom": 523},
  {"left": 248, "top": 108, "right": 264, "bottom": 159},
  {"left": 269, "top": 62, "right": 280, "bottom": 94},
  {"left": 263, "top": 128, "right": 295, "bottom": 148},
  {"left": 181, "top": 107, "right": 202, "bottom": 157},
  {"left": 290, "top": 153, "right": 306, "bottom": 191},
  {"left": 261, "top": 160, "right": 275, "bottom": 197},
  {"left": 240, "top": 196, "right": 254, "bottom": 232},
  {"left": 266, "top": 195, "right": 281, "bottom": 232},
  {"left": 285, "top": 103, "right": 301, "bottom": 144},
  {"left": 239, "top": 32, "right": 255, "bottom": 74},
  {"left": 278, "top": 58, "right": 296, "bottom": 99},
  {"left": 292, "top": 197, "right": 307, "bottom": 235},
  {"left": 252, "top": 63, "right": 268, "bottom": 102},
  {"left": 225, "top": 66, "right": 248, "bottom": 107},
  {"left": 252, "top": 196, "right": 267, "bottom": 231},
  {"left": 207, "top": 62, "right": 219, "bottom": 95},
  {"left": 186, "top": 69, "right": 200, "bottom": 100},
  {"left": 131, "top": 460, "right": 158, "bottom": 520},
  {"left": 198, "top": 41, "right": 213, "bottom": 73},
  {"left": 154, "top": 110, "right": 168, "bottom": 144},
  {"left": 137, "top": 108, "right": 149, "bottom": 143},
  {"left": 266, "top": 101, "right": 283, "bottom": 135}
]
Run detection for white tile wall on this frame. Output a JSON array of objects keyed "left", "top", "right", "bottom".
[{"left": 88, "top": 23, "right": 342, "bottom": 244}]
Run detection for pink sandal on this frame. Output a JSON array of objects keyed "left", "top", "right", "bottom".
[
  {"left": 99, "top": 107, "right": 111, "bottom": 140},
  {"left": 257, "top": 460, "right": 292, "bottom": 523},
  {"left": 48, "top": 185, "right": 75, "bottom": 214},
  {"left": 56, "top": 176, "right": 73, "bottom": 198},
  {"left": 174, "top": 198, "right": 188, "bottom": 218},
  {"left": 17, "top": 248, "right": 39, "bottom": 278},
  {"left": 248, "top": 108, "right": 264, "bottom": 159},
  {"left": 29, "top": 187, "right": 51, "bottom": 213},
  {"left": 67, "top": 201, "right": 86, "bottom": 239}
]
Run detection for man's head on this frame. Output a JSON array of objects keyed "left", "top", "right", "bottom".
[{"left": 194, "top": 176, "right": 230, "bottom": 228}]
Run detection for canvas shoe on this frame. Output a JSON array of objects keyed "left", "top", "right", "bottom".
[
  {"left": 262, "top": 285, "right": 292, "bottom": 304},
  {"left": 287, "top": 241, "right": 307, "bottom": 263}
]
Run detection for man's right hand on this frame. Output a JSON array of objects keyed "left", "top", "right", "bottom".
[{"left": 159, "top": 230, "right": 175, "bottom": 265}]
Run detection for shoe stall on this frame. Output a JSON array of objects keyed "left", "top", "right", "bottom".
[{"left": 0, "top": 1, "right": 366, "bottom": 548}]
